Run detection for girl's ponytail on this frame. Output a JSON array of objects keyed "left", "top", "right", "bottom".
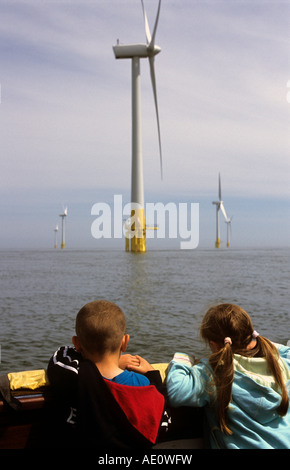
[
  {"left": 208, "top": 339, "right": 234, "bottom": 435},
  {"left": 256, "top": 336, "right": 289, "bottom": 416}
]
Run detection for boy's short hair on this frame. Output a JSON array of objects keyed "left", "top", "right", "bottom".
[{"left": 75, "top": 300, "right": 126, "bottom": 356}]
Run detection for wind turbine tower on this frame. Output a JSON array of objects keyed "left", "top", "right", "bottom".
[
  {"left": 225, "top": 217, "right": 233, "bottom": 248},
  {"left": 54, "top": 224, "right": 58, "bottom": 249},
  {"left": 113, "top": 0, "right": 163, "bottom": 253},
  {"left": 59, "top": 207, "right": 67, "bottom": 250},
  {"left": 212, "top": 174, "right": 228, "bottom": 248}
]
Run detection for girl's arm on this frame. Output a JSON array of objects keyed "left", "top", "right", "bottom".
[{"left": 166, "top": 353, "right": 213, "bottom": 408}]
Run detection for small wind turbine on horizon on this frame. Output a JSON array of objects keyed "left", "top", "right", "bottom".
[
  {"left": 113, "top": 0, "right": 163, "bottom": 253},
  {"left": 54, "top": 224, "right": 58, "bottom": 249},
  {"left": 212, "top": 173, "right": 229, "bottom": 248},
  {"left": 59, "top": 207, "right": 67, "bottom": 249}
]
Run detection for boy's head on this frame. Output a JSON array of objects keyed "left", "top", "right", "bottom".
[{"left": 73, "top": 300, "right": 128, "bottom": 358}]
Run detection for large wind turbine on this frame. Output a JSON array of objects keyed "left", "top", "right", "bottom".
[
  {"left": 59, "top": 207, "right": 67, "bottom": 250},
  {"left": 212, "top": 174, "right": 228, "bottom": 248},
  {"left": 113, "top": 0, "right": 162, "bottom": 253}
]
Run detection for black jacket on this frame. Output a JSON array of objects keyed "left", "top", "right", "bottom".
[{"left": 47, "top": 346, "right": 170, "bottom": 449}]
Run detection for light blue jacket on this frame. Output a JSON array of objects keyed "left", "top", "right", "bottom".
[{"left": 166, "top": 345, "right": 290, "bottom": 449}]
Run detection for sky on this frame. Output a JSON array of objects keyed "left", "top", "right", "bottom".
[{"left": 0, "top": 0, "right": 289, "bottom": 250}]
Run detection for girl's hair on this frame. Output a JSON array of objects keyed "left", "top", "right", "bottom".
[{"left": 200, "top": 303, "right": 289, "bottom": 435}]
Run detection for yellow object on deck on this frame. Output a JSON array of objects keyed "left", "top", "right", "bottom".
[
  {"left": 152, "top": 363, "right": 168, "bottom": 382},
  {"left": 8, "top": 370, "right": 49, "bottom": 391},
  {"left": 6, "top": 364, "right": 169, "bottom": 392}
]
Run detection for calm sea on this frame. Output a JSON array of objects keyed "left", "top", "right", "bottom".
[{"left": 0, "top": 248, "right": 289, "bottom": 375}]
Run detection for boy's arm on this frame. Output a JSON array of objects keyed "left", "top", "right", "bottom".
[
  {"left": 120, "top": 354, "right": 154, "bottom": 374},
  {"left": 120, "top": 354, "right": 165, "bottom": 394},
  {"left": 144, "top": 369, "right": 163, "bottom": 388}
]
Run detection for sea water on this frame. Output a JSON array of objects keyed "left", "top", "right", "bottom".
[{"left": 0, "top": 248, "right": 289, "bottom": 375}]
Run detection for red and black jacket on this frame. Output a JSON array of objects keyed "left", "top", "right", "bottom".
[{"left": 47, "top": 346, "right": 170, "bottom": 449}]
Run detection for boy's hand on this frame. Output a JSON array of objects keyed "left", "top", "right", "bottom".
[
  {"left": 119, "top": 354, "right": 154, "bottom": 374},
  {"left": 119, "top": 354, "right": 141, "bottom": 370},
  {"left": 125, "top": 355, "right": 154, "bottom": 374}
]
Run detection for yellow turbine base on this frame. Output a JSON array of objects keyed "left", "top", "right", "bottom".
[
  {"left": 54, "top": 244, "right": 57, "bottom": 249},
  {"left": 61, "top": 242, "right": 65, "bottom": 249},
  {"left": 127, "top": 208, "right": 146, "bottom": 253},
  {"left": 215, "top": 238, "right": 220, "bottom": 248},
  {"left": 227, "top": 242, "right": 230, "bottom": 248},
  {"left": 131, "top": 235, "right": 146, "bottom": 253}
]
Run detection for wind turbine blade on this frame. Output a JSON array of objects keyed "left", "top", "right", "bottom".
[
  {"left": 149, "top": 55, "right": 163, "bottom": 178},
  {"left": 218, "top": 173, "right": 222, "bottom": 201},
  {"left": 220, "top": 202, "right": 228, "bottom": 221},
  {"left": 141, "top": 0, "right": 151, "bottom": 44},
  {"left": 148, "top": 0, "right": 161, "bottom": 50}
]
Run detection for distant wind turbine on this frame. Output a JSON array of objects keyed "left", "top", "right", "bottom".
[
  {"left": 59, "top": 207, "right": 67, "bottom": 249},
  {"left": 113, "top": 0, "right": 163, "bottom": 253},
  {"left": 54, "top": 224, "right": 58, "bottom": 249},
  {"left": 212, "top": 173, "right": 228, "bottom": 248}
]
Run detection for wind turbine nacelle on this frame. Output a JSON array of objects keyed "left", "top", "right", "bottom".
[{"left": 113, "top": 43, "right": 161, "bottom": 59}]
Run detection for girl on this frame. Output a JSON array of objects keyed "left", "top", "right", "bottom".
[{"left": 166, "top": 303, "right": 290, "bottom": 448}]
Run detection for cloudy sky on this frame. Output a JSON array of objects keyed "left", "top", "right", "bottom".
[{"left": 0, "top": 0, "right": 289, "bottom": 250}]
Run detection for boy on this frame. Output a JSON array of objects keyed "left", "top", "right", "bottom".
[{"left": 47, "top": 300, "right": 169, "bottom": 449}]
